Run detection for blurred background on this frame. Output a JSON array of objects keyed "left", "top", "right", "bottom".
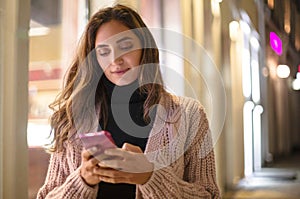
[{"left": 1, "top": 0, "right": 300, "bottom": 198}]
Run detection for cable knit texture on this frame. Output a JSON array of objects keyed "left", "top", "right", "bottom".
[{"left": 37, "top": 95, "right": 220, "bottom": 199}]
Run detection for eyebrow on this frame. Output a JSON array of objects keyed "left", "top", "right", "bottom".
[
  {"left": 116, "top": 36, "right": 133, "bottom": 43},
  {"left": 96, "top": 44, "right": 109, "bottom": 49},
  {"left": 96, "top": 37, "right": 133, "bottom": 49}
]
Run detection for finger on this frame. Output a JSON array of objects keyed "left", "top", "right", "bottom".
[
  {"left": 87, "top": 146, "right": 99, "bottom": 155},
  {"left": 97, "top": 162, "right": 111, "bottom": 168},
  {"left": 84, "top": 156, "right": 100, "bottom": 170},
  {"left": 90, "top": 157, "right": 100, "bottom": 166},
  {"left": 100, "top": 159, "right": 125, "bottom": 170},
  {"left": 104, "top": 148, "right": 128, "bottom": 157},
  {"left": 95, "top": 167, "right": 127, "bottom": 178},
  {"left": 81, "top": 167, "right": 101, "bottom": 186},
  {"left": 93, "top": 153, "right": 121, "bottom": 162},
  {"left": 122, "top": 143, "right": 142, "bottom": 153},
  {"left": 84, "top": 160, "right": 99, "bottom": 172},
  {"left": 99, "top": 176, "right": 129, "bottom": 184},
  {"left": 82, "top": 149, "right": 93, "bottom": 161}
]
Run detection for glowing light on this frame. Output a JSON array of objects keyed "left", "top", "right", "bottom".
[
  {"left": 29, "top": 20, "right": 50, "bottom": 37},
  {"left": 252, "top": 60, "right": 260, "bottom": 103},
  {"left": 240, "top": 21, "right": 251, "bottom": 35},
  {"left": 229, "top": 21, "right": 239, "bottom": 41},
  {"left": 284, "top": 0, "right": 291, "bottom": 34},
  {"left": 268, "top": 0, "right": 274, "bottom": 9},
  {"left": 27, "top": 123, "right": 52, "bottom": 147},
  {"left": 253, "top": 105, "right": 263, "bottom": 171},
  {"left": 250, "top": 36, "right": 260, "bottom": 51},
  {"left": 244, "top": 101, "right": 255, "bottom": 177},
  {"left": 262, "top": 67, "right": 269, "bottom": 77},
  {"left": 276, "top": 64, "right": 290, "bottom": 78},
  {"left": 242, "top": 49, "right": 251, "bottom": 98},
  {"left": 292, "top": 72, "right": 300, "bottom": 90},
  {"left": 29, "top": 27, "right": 50, "bottom": 37},
  {"left": 270, "top": 32, "right": 282, "bottom": 55},
  {"left": 211, "top": 0, "right": 221, "bottom": 17},
  {"left": 292, "top": 79, "right": 300, "bottom": 90}
]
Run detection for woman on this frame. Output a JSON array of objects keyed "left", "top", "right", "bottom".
[{"left": 37, "top": 4, "right": 220, "bottom": 199}]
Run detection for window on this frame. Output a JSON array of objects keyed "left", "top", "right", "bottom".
[{"left": 27, "top": 0, "right": 88, "bottom": 198}]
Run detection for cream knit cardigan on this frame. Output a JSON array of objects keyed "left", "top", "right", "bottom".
[{"left": 37, "top": 95, "right": 220, "bottom": 199}]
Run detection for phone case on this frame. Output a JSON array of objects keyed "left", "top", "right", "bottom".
[{"left": 79, "top": 131, "right": 116, "bottom": 156}]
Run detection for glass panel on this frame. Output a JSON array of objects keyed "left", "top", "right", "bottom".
[
  {"left": 27, "top": 0, "right": 87, "bottom": 198},
  {"left": 28, "top": 0, "right": 62, "bottom": 148},
  {"left": 28, "top": 0, "right": 62, "bottom": 197}
]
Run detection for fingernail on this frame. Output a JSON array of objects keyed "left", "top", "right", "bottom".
[{"left": 88, "top": 146, "right": 97, "bottom": 153}]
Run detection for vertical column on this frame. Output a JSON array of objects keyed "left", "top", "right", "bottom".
[
  {"left": 140, "top": 0, "right": 162, "bottom": 27},
  {"left": 61, "top": 0, "right": 78, "bottom": 76},
  {"left": 210, "top": 0, "right": 225, "bottom": 192},
  {"left": 0, "top": 2, "right": 4, "bottom": 197},
  {"left": 256, "top": 0, "right": 270, "bottom": 167},
  {"left": 227, "top": 19, "right": 245, "bottom": 186},
  {"left": 161, "top": 0, "right": 184, "bottom": 96},
  {"left": 211, "top": 0, "right": 221, "bottom": 69},
  {"left": 0, "top": 0, "right": 30, "bottom": 198},
  {"left": 181, "top": 0, "right": 202, "bottom": 98}
]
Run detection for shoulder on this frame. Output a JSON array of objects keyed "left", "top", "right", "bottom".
[
  {"left": 160, "top": 93, "right": 207, "bottom": 124},
  {"left": 164, "top": 93, "right": 206, "bottom": 115},
  {"left": 177, "top": 95, "right": 203, "bottom": 110}
]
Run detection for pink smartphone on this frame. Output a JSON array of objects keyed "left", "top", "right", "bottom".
[{"left": 79, "top": 131, "right": 116, "bottom": 157}]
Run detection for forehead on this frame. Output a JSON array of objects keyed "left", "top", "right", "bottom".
[{"left": 95, "top": 20, "right": 138, "bottom": 45}]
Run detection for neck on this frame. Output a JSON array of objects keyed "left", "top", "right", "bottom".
[{"left": 102, "top": 75, "right": 146, "bottom": 104}]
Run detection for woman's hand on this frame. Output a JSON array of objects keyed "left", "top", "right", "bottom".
[
  {"left": 80, "top": 149, "right": 102, "bottom": 186},
  {"left": 94, "top": 143, "right": 154, "bottom": 185}
]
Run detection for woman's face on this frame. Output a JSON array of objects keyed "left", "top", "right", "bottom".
[{"left": 95, "top": 20, "right": 142, "bottom": 86}]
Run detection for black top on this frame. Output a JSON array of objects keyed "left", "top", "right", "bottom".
[{"left": 97, "top": 76, "right": 155, "bottom": 199}]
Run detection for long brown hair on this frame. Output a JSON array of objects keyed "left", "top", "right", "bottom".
[{"left": 48, "top": 4, "right": 166, "bottom": 152}]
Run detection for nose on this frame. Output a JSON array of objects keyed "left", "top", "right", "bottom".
[
  {"left": 111, "top": 49, "right": 124, "bottom": 66},
  {"left": 111, "top": 56, "right": 124, "bottom": 66}
]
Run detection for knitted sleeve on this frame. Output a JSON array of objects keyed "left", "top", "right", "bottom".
[
  {"left": 136, "top": 101, "right": 220, "bottom": 199},
  {"left": 36, "top": 145, "right": 98, "bottom": 199}
]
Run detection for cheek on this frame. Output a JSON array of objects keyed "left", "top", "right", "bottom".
[
  {"left": 128, "top": 50, "right": 142, "bottom": 66},
  {"left": 97, "top": 57, "right": 110, "bottom": 71},
  {"left": 132, "top": 67, "right": 140, "bottom": 78}
]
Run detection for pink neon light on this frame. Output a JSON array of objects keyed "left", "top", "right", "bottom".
[
  {"left": 270, "top": 32, "right": 282, "bottom": 55},
  {"left": 298, "top": 65, "right": 300, "bottom": 73}
]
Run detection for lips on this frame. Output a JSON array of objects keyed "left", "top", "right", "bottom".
[{"left": 111, "top": 68, "right": 130, "bottom": 75}]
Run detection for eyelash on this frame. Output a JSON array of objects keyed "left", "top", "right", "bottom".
[
  {"left": 99, "top": 49, "right": 111, "bottom": 57},
  {"left": 97, "top": 42, "right": 134, "bottom": 57},
  {"left": 119, "top": 42, "right": 133, "bottom": 50}
]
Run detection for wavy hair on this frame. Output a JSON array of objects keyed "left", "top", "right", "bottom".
[{"left": 48, "top": 4, "right": 166, "bottom": 152}]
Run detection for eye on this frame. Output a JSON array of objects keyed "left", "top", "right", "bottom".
[
  {"left": 97, "top": 47, "right": 111, "bottom": 57},
  {"left": 119, "top": 40, "right": 134, "bottom": 50}
]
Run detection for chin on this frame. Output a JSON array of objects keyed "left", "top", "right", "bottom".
[{"left": 116, "top": 79, "right": 135, "bottom": 86}]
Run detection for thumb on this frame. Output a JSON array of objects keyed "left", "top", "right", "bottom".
[{"left": 122, "top": 143, "right": 142, "bottom": 153}]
